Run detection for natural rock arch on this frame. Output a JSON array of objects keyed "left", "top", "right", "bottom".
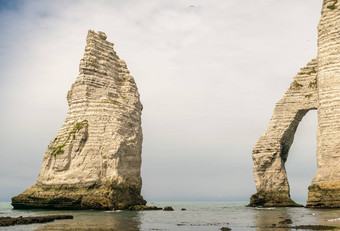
[
  {"left": 250, "top": 60, "right": 318, "bottom": 207},
  {"left": 250, "top": 0, "right": 340, "bottom": 208}
]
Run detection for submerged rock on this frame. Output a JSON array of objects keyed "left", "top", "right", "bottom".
[
  {"left": 279, "top": 219, "right": 293, "bottom": 225},
  {"left": 250, "top": 0, "right": 340, "bottom": 208},
  {"left": 0, "top": 215, "right": 73, "bottom": 227},
  {"left": 163, "top": 206, "right": 174, "bottom": 211},
  {"left": 292, "top": 225, "right": 339, "bottom": 230},
  {"left": 12, "top": 30, "right": 146, "bottom": 210},
  {"left": 128, "top": 205, "right": 162, "bottom": 211},
  {"left": 220, "top": 227, "right": 231, "bottom": 231}
]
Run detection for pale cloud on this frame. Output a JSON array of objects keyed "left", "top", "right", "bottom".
[{"left": 0, "top": 0, "right": 320, "bottom": 202}]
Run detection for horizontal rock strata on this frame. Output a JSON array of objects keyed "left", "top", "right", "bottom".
[
  {"left": 306, "top": 182, "right": 340, "bottom": 208},
  {"left": 12, "top": 30, "right": 146, "bottom": 210},
  {"left": 306, "top": 0, "right": 340, "bottom": 208}
]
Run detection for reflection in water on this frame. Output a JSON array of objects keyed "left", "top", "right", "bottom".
[
  {"left": 313, "top": 209, "right": 340, "bottom": 227},
  {"left": 36, "top": 210, "right": 141, "bottom": 231},
  {"left": 253, "top": 207, "right": 340, "bottom": 231},
  {"left": 253, "top": 207, "right": 291, "bottom": 231},
  {"left": 1, "top": 202, "right": 339, "bottom": 231}
]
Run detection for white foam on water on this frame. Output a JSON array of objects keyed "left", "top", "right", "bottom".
[
  {"left": 104, "top": 210, "right": 121, "bottom": 212},
  {"left": 327, "top": 218, "right": 340, "bottom": 222}
]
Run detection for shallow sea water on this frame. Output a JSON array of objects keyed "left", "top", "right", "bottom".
[{"left": 1, "top": 201, "right": 340, "bottom": 230}]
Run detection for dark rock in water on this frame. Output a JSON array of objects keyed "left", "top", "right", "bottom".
[
  {"left": 163, "top": 206, "right": 174, "bottom": 211},
  {"left": 181, "top": 208, "right": 186, "bottom": 211},
  {"left": 279, "top": 219, "right": 293, "bottom": 224},
  {"left": 292, "top": 225, "right": 339, "bottom": 230},
  {"left": 128, "top": 205, "right": 162, "bottom": 211},
  {"left": 220, "top": 227, "right": 231, "bottom": 231},
  {"left": 0, "top": 215, "right": 73, "bottom": 227}
]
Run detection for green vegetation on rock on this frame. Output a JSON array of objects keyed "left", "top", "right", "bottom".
[
  {"left": 248, "top": 190, "right": 303, "bottom": 207},
  {"left": 309, "top": 77, "right": 318, "bottom": 89},
  {"left": 306, "top": 183, "right": 340, "bottom": 208},
  {"left": 50, "top": 120, "right": 88, "bottom": 156},
  {"left": 307, "top": 67, "right": 317, "bottom": 75},
  {"left": 305, "top": 94, "right": 313, "bottom": 99},
  {"left": 290, "top": 80, "right": 303, "bottom": 90},
  {"left": 327, "top": 0, "right": 338, "bottom": 10}
]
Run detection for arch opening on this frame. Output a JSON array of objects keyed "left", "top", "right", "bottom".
[{"left": 285, "top": 110, "right": 317, "bottom": 204}]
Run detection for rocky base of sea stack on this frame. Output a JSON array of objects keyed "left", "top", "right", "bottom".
[
  {"left": 248, "top": 190, "right": 303, "bottom": 207},
  {"left": 12, "top": 184, "right": 146, "bottom": 210},
  {"left": 306, "top": 182, "right": 340, "bottom": 208}
]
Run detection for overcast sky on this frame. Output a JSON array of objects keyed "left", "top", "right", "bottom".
[{"left": 0, "top": 0, "right": 321, "bottom": 203}]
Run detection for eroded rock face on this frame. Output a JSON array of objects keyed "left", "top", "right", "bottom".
[
  {"left": 250, "top": 0, "right": 340, "bottom": 208},
  {"left": 306, "top": 0, "right": 340, "bottom": 208},
  {"left": 12, "top": 30, "right": 146, "bottom": 210}
]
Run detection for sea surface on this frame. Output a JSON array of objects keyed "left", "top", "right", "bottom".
[{"left": 0, "top": 201, "right": 340, "bottom": 230}]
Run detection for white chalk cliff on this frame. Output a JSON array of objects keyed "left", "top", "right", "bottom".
[
  {"left": 249, "top": 0, "right": 340, "bottom": 208},
  {"left": 12, "top": 30, "right": 146, "bottom": 210}
]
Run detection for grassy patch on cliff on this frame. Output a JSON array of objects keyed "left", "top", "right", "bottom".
[
  {"left": 50, "top": 120, "right": 88, "bottom": 156},
  {"left": 327, "top": 0, "right": 338, "bottom": 10},
  {"left": 290, "top": 80, "right": 303, "bottom": 90}
]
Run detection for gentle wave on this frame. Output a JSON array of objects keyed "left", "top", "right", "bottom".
[
  {"left": 327, "top": 218, "right": 340, "bottom": 222},
  {"left": 254, "top": 207, "right": 274, "bottom": 210},
  {"left": 104, "top": 210, "right": 122, "bottom": 213}
]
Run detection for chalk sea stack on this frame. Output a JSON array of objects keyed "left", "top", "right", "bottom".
[
  {"left": 12, "top": 30, "right": 146, "bottom": 210},
  {"left": 249, "top": 0, "right": 340, "bottom": 208}
]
